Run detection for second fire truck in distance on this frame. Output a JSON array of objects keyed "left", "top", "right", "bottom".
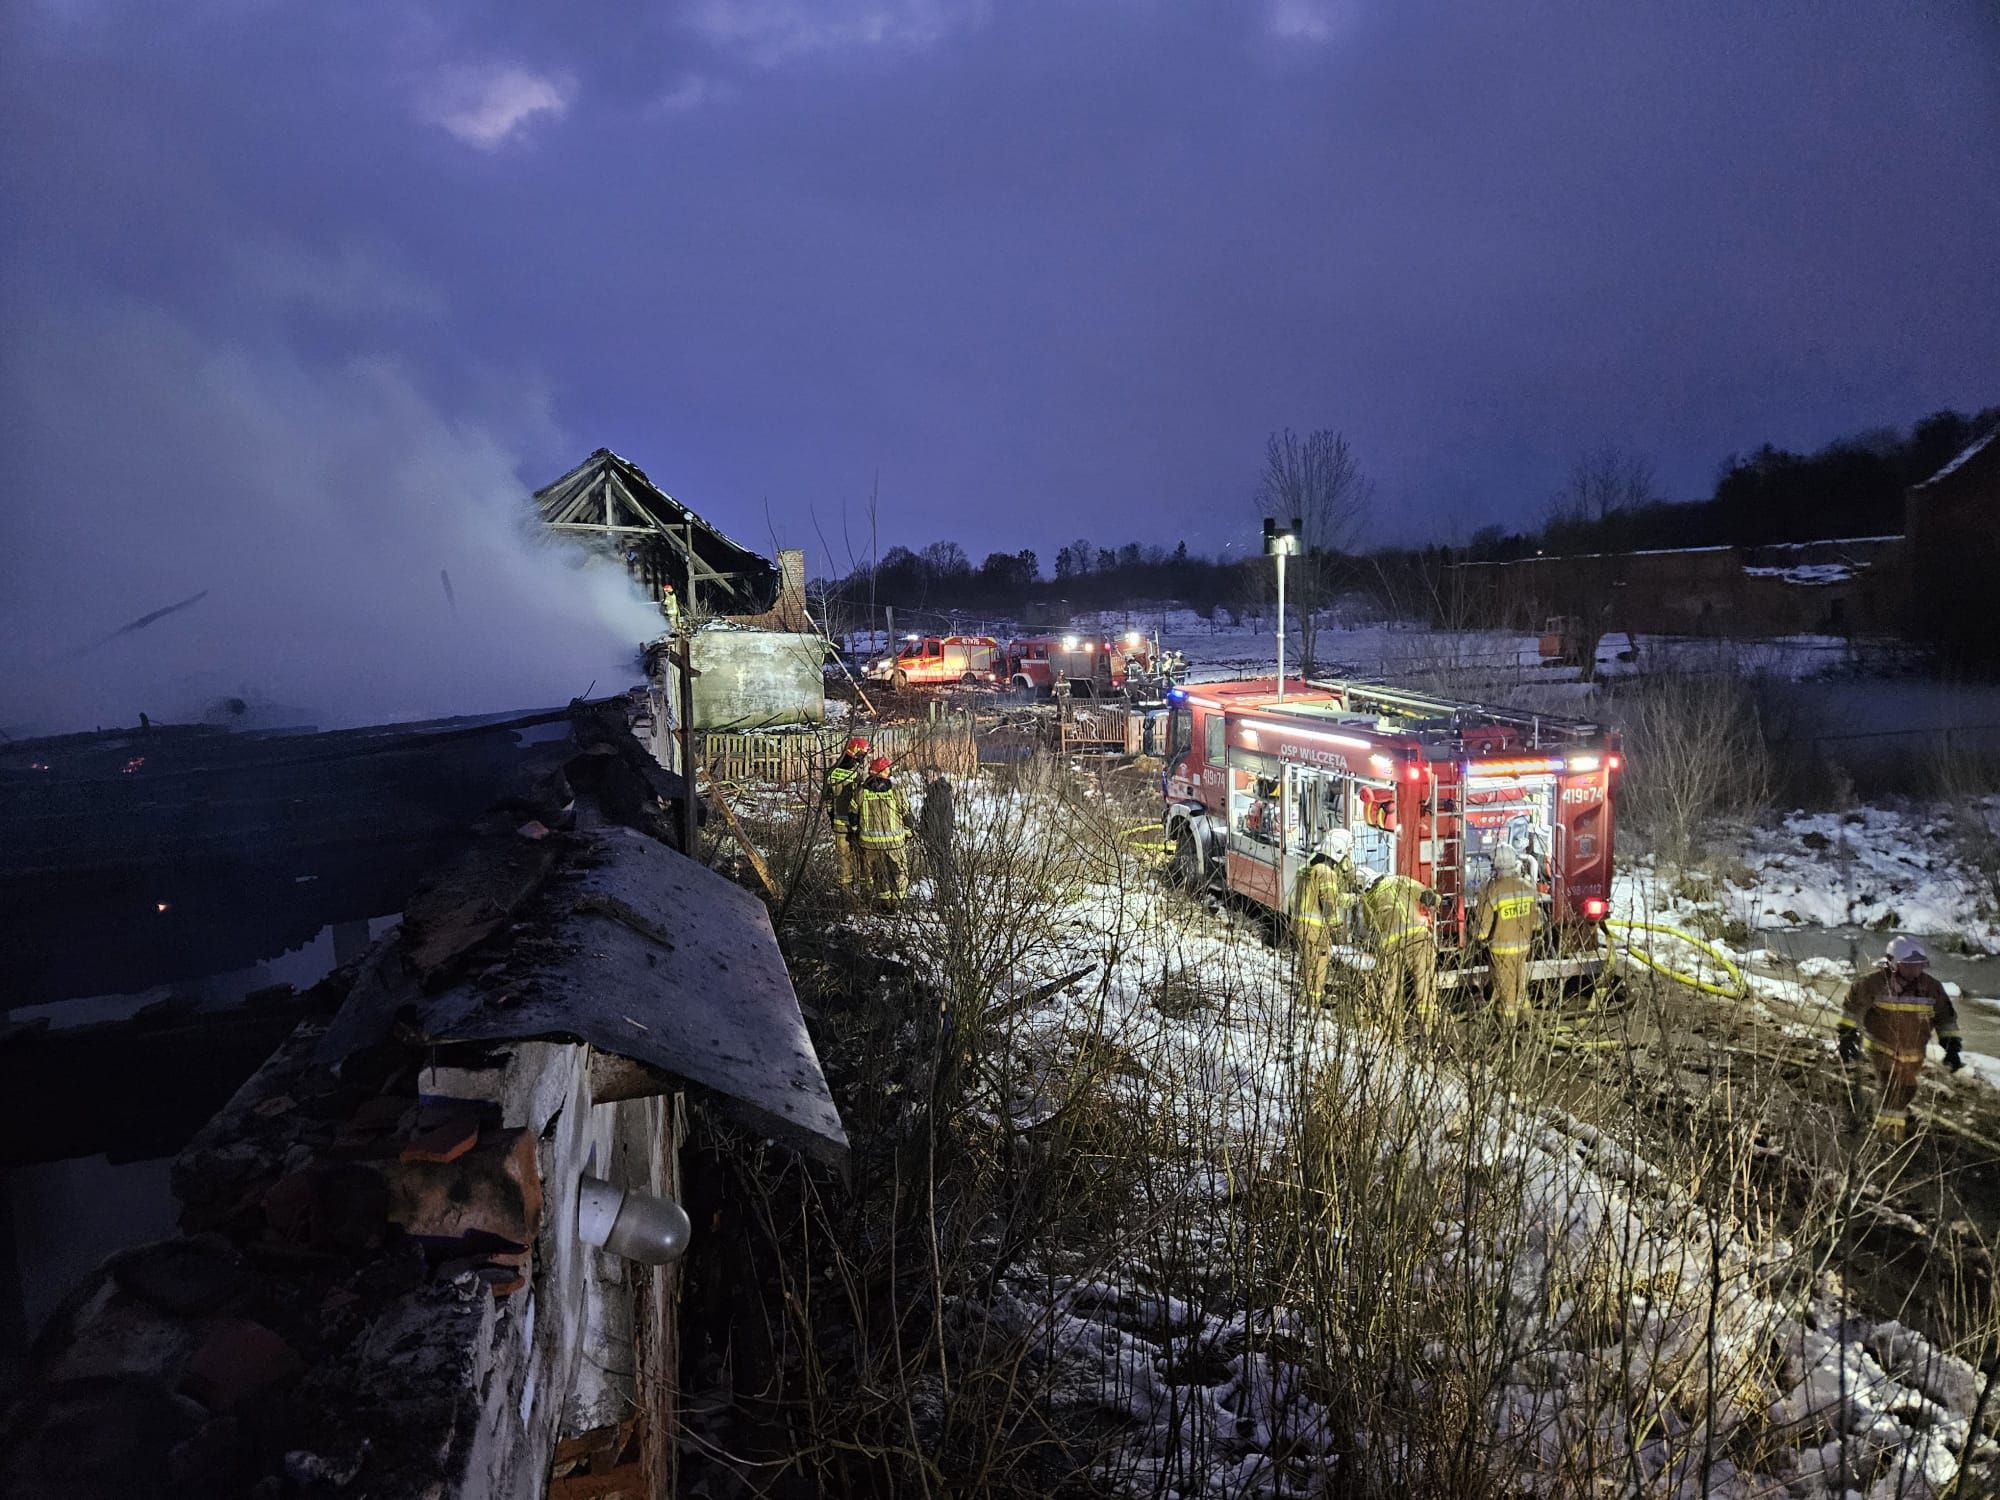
[
  {"left": 1004, "top": 631, "right": 1179, "bottom": 698},
  {"left": 1162, "top": 676, "right": 1623, "bottom": 986},
  {"left": 863, "top": 634, "right": 1005, "bottom": 689}
]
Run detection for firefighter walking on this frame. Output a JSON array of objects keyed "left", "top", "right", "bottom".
[
  {"left": 855, "top": 755, "right": 917, "bottom": 909},
  {"left": 1360, "top": 867, "right": 1441, "bottom": 1027},
  {"left": 1837, "top": 935, "right": 1963, "bottom": 1141},
  {"left": 824, "top": 735, "right": 871, "bottom": 893},
  {"left": 1473, "top": 849, "right": 1540, "bottom": 1026},
  {"left": 1291, "top": 829, "right": 1359, "bottom": 1005}
]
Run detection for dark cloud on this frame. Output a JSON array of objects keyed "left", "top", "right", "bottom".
[{"left": 4, "top": 0, "right": 1996, "bottom": 613}]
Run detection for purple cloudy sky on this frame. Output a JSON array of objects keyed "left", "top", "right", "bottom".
[{"left": 4, "top": 0, "right": 1997, "bottom": 588}]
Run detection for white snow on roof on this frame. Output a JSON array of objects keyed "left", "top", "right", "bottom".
[
  {"left": 1742, "top": 563, "right": 1855, "bottom": 585},
  {"left": 1756, "top": 534, "right": 1901, "bottom": 550},
  {"left": 1917, "top": 428, "right": 1997, "bottom": 487}
]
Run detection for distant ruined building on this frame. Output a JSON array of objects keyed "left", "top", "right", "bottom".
[{"left": 1905, "top": 428, "right": 2000, "bottom": 670}]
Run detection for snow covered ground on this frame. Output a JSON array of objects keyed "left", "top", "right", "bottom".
[
  {"left": 1610, "top": 798, "right": 2000, "bottom": 1081},
  {"left": 872, "top": 782, "right": 2000, "bottom": 1498},
  {"left": 1071, "top": 606, "right": 1863, "bottom": 687}
]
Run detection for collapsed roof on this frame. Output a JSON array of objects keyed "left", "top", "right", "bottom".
[{"left": 535, "top": 448, "right": 779, "bottom": 615}]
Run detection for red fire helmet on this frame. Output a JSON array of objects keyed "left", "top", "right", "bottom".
[
  {"left": 869, "top": 756, "right": 891, "bottom": 775},
  {"left": 846, "top": 736, "right": 870, "bottom": 753}
]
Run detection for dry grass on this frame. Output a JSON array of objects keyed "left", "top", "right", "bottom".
[{"left": 692, "top": 753, "right": 1998, "bottom": 1498}]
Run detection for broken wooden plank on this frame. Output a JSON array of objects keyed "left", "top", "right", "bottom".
[{"left": 697, "top": 772, "right": 782, "bottom": 902}]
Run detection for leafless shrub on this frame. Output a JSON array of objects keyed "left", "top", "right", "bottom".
[
  {"left": 1927, "top": 716, "right": 2000, "bottom": 922},
  {"left": 1610, "top": 668, "right": 1773, "bottom": 866},
  {"left": 701, "top": 752, "right": 2000, "bottom": 1498}
]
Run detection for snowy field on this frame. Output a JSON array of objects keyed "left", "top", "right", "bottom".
[
  {"left": 862, "top": 781, "right": 2000, "bottom": 1498},
  {"left": 1070, "top": 606, "right": 1865, "bottom": 687}
]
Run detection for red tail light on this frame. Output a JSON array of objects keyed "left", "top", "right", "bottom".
[
  {"left": 1583, "top": 897, "right": 1608, "bottom": 920},
  {"left": 1607, "top": 754, "right": 1622, "bottom": 771},
  {"left": 1405, "top": 763, "right": 1423, "bottom": 782}
]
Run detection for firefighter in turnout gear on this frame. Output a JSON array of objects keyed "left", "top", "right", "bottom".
[
  {"left": 1291, "top": 829, "right": 1360, "bottom": 1004},
  {"left": 1360, "top": 868, "right": 1440, "bottom": 1026},
  {"left": 1473, "top": 849, "right": 1541, "bottom": 1025},
  {"left": 825, "top": 736, "right": 871, "bottom": 892},
  {"left": 1838, "top": 935, "right": 1962, "bottom": 1141},
  {"left": 855, "top": 755, "right": 917, "bottom": 908}
]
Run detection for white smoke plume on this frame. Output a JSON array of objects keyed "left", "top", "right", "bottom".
[{"left": 0, "top": 291, "right": 665, "bottom": 736}]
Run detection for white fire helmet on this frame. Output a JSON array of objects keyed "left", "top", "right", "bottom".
[
  {"left": 1491, "top": 847, "right": 1521, "bottom": 876},
  {"left": 1318, "top": 828, "right": 1354, "bottom": 862},
  {"left": 1885, "top": 935, "right": 1930, "bottom": 968},
  {"left": 1359, "top": 866, "right": 1386, "bottom": 890}
]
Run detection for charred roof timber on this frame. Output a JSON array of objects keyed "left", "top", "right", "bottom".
[
  {"left": 0, "top": 698, "right": 842, "bottom": 1500},
  {"left": 535, "top": 448, "right": 779, "bottom": 616}
]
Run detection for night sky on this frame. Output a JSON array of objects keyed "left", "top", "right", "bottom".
[{"left": 4, "top": 0, "right": 1997, "bottom": 601}]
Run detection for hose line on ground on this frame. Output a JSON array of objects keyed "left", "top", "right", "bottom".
[{"left": 1602, "top": 918, "right": 1748, "bottom": 999}]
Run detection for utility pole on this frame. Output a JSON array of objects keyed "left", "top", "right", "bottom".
[{"left": 1264, "top": 516, "right": 1300, "bottom": 701}]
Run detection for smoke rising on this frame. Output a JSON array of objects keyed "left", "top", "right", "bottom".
[{"left": 0, "top": 290, "right": 665, "bottom": 736}]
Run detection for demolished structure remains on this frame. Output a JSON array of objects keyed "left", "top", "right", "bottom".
[{"left": 0, "top": 698, "right": 845, "bottom": 1499}]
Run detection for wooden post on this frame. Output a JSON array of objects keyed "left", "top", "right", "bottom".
[{"left": 677, "top": 631, "right": 698, "bottom": 856}]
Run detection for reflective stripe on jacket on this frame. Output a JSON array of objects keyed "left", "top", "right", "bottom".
[
  {"left": 1474, "top": 874, "right": 1539, "bottom": 956},
  {"left": 1293, "top": 859, "right": 1356, "bottom": 929},
  {"left": 826, "top": 758, "right": 862, "bottom": 828},
  {"left": 856, "top": 778, "right": 914, "bottom": 846},
  {"left": 1840, "top": 967, "right": 1958, "bottom": 1063},
  {"left": 1362, "top": 874, "right": 1432, "bottom": 948}
]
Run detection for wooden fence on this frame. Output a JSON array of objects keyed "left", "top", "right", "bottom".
[
  {"left": 698, "top": 716, "right": 979, "bottom": 784},
  {"left": 695, "top": 702, "right": 1167, "bottom": 784}
]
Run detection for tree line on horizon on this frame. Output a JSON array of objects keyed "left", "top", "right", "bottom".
[{"left": 811, "top": 405, "right": 1997, "bottom": 628}]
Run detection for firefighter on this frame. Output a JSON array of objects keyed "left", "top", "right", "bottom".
[
  {"left": 1360, "top": 867, "right": 1441, "bottom": 1027},
  {"left": 825, "top": 735, "right": 871, "bottom": 892},
  {"left": 1291, "top": 829, "right": 1359, "bottom": 1004},
  {"left": 661, "top": 582, "right": 681, "bottom": 632},
  {"left": 1473, "top": 848, "right": 1540, "bottom": 1025},
  {"left": 855, "top": 754, "right": 917, "bottom": 909},
  {"left": 1837, "top": 935, "right": 1963, "bottom": 1141}
]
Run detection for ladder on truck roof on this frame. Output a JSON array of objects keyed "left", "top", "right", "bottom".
[
  {"left": 1431, "top": 793, "right": 1468, "bottom": 943},
  {"left": 1304, "top": 679, "right": 1610, "bottom": 749}
]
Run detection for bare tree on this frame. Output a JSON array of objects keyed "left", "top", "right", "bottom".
[
  {"left": 1253, "top": 428, "right": 1371, "bottom": 676},
  {"left": 1549, "top": 446, "right": 1658, "bottom": 529}
]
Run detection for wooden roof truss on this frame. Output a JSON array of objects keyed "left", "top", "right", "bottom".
[{"left": 535, "top": 449, "right": 775, "bottom": 611}]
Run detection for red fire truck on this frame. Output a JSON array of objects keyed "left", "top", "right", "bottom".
[
  {"left": 1004, "top": 630, "right": 1178, "bottom": 698},
  {"left": 1004, "top": 633, "right": 1130, "bottom": 696},
  {"left": 1162, "top": 677, "right": 1622, "bottom": 977},
  {"left": 864, "top": 635, "right": 1004, "bottom": 689}
]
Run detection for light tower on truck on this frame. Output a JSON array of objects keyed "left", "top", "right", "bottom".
[{"left": 1264, "top": 516, "right": 1301, "bottom": 701}]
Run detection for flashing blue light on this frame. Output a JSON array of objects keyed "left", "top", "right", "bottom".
[{"left": 1167, "top": 688, "right": 1185, "bottom": 702}]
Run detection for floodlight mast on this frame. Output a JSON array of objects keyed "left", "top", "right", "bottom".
[{"left": 1263, "top": 516, "right": 1301, "bottom": 700}]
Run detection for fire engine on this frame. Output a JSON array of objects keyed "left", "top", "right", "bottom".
[
  {"left": 1004, "top": 631, "right": 1178, "bottom": 698},
  {"left": 1004, "top": 633, "right": 1130, "bottom": 697},
  {"left": 863, "top": 634, "right": 1003, "bottom": 689},
  {"left": 1162, "top": 677, "right": 1622, "bottom": 981}
]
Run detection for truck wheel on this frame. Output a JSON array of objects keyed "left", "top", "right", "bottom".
[
  {"left": 1169, "top": 827, "right": 1202, "bottom": 890},
  {"left": 891, "top": 669, "right": 908, "bottom": 690},
  {"left": 960, "top": 671, "right": 979, "bottom": 684}
]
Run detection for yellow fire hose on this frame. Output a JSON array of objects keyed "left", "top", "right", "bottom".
[
  {"left": 1122, "top": 822, "right": 1171, "bottom": 853},
  {"left": 1601, "top": 918, "right": 1748, "bottom": 1000}
]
